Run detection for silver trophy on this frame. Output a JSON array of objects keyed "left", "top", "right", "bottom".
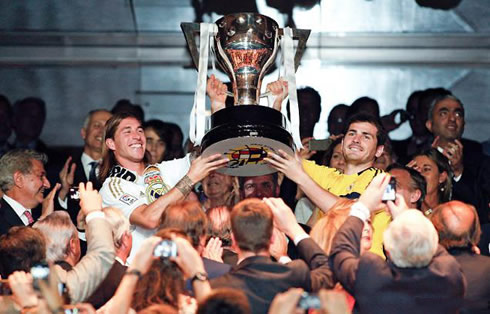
[{"left": 182, "top": 13, "right": 310, "bottom": 176}]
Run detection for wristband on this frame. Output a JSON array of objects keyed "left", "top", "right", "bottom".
[
  {"left": 350, "top": 202, "right": 370, "bottom": 222},
  {"left": 125, "top": 269, "right": 143, "bottom": 279},
  {"left": 85, "top": 211, "right": 104, "bottom": 223},
  {"left": 175, "top": 175, "right": 194, "bottom": 196},
  {"left": 190, "top": 272, "right": 208, "bottom": 284}
]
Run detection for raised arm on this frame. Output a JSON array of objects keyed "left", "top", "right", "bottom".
[
  {"left": 129, "top": 154, "right": 228, "bottom": 229},
  {"left": 60, "top": 182, "right": 115, "bottom": 303},
  {"left": 330, "top": 173, "right": 391, "bottom": 294},
  {"left": 265, "top": 150, "right": 339, "bottom": 213},
  {"left": 264, "top": 197, "right": 335, "bottom": 290}
]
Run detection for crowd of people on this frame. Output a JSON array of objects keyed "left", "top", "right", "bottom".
[{"left": 0, "top": 78, "right": 489, "bottom": 314}]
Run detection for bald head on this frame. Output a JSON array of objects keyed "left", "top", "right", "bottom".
[{"left": 431, "top": 201, "right": 481, "bottom": 249}]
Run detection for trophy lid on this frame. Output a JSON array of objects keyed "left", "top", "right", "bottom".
[{"left": 215, "top": 13, "right": 279, "bottom": 49}]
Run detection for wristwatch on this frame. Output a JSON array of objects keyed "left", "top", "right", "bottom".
[{"left": 191, "top": 272, "right": 208, "bottom": 283}]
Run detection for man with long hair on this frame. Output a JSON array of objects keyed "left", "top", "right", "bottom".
[{"left": 99, "top": 112, "right": 227, "bottom": 262}]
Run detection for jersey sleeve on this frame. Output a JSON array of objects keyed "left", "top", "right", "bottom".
[
  {"left": 99, "top": 177, "right": 147, "bottom": 219},
  {"left": 157, "top": 154, "right": 191, "bottom": 188},
  {"left": 302, "top": 159, "right": 337, "bottom": 187}
]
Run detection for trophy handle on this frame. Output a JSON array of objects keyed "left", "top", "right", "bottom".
[
  {"left": 279, "top": 28, "right": 311, "bottom": 72},
  {"left": 181, "top": 22, "right": 201, "bottom": 70}
]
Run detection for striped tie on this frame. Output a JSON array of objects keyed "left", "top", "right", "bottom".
[{"left": 24, "top": 210, "right": 34, "bottom": 224}]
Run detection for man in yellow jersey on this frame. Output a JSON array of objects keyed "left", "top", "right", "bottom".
[{"left": 266, "top": 113, "right": 390, "bottom": 257}]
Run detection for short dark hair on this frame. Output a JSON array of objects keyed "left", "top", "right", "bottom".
[
  {"left": 13, "top": 97, "right": 46, "bottom": 121},
  {"left": 287, "top": 87, "right": 322, "bottom": 120},
  {"left": 111, "top": 99, "right": 145, "bottom": 122},
  {"left": 237, "top": 173, "right": 278, "bottom": 191},
  {"left": 197, "top": 288, "right": 251, "bottom": 314},
  {"left": 231, "top": 198, "right": 273, "bottom": 253},
  {"left": 347, "top": 96, "right": 380, "bottom": 118},
  {"left": 343, "top": 113, "right": 387, "bottom": 146},
  {"left": 159, "top": 201, "right": 207, "bottom": 249},
  {"left": 0, "top": 226, "right": 46, "bottom": 277},
  {"left": 387, "top": 163, "right": 426, "bottom": 209}
]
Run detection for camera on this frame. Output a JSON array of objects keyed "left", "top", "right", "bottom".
[
  {"left": 69, "top": 187, "right": 80, "bottom": 201},
  {"left": 297, "top": 292, "right": 321, "bottom": 309},
  {"left": 31, "top": 261, "right": 50, "bottom": 291},
  {"left": 153, "top": 240, "right": 177, "bottom": 258},
  {"left": 382, "top": 177, "right": 397, "bottom": 202}
]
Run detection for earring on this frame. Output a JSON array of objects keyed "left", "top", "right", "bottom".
[{"left": 440, "top": 187, "right": 445, "bottom": 192}]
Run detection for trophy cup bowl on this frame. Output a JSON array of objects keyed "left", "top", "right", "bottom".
[
  {"left": 214, "top": 13, "right": 279, "bottom": 106},
  {"left": 181, "top": 13, "right": 310, "bottom": 176}
]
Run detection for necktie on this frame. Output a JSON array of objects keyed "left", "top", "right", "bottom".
[
  {"left": 89, "top": 161, "right": 99, "bottom": 183},
  {"left": 24, "top": 210, "right": 34, "bottom": 224}
]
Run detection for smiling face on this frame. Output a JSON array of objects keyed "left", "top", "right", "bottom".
[
  {"left": 426, "top": 98, "right": 465, "bottom": 141},
  {"left": 202, "top": 171, "right": 233, "bottom": 200},
  {"left": 413, "top": 155, "right": 447, "bottom": 197},
  {"left": 20, "top": 159, "right": 50, "bottom": 209},
  {"left": 106, "top": 117, "right": 146, "bottom": 168},
  {"left": 82, "top": 110, "right": 112, "bottom": 156},
  {"left": 342, "top": 122, "right": 383, "bottom": 167}
]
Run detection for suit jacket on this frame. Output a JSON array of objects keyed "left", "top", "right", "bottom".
[
  {"left": 57, "top": 151, "right": 102, "bottom": 224},
  {"left": 210, "top": 238, "right": 335, "bottom": 314},
  {"left": 0, "top": 198, "right": 25, "bottom": 236},
  {"left": 330, "top": 216, "right": 466, "bottom": 314},
  {"left": 185, "top": 257, "right": 231, "bottom": 291},
  {"left": 86, "top": 261, "right": 127, "bottom": 309},
  {"left": 451, "top": 140, "right": 490, "bottom": 225},
  {"left": 448, "top": 247, "right": 490, "bottom": 314},
  {"left": 0, "top": 197, "right": 40, "bottom": 236},
  {"left": 53, "top": 215, "right": 115, "bottom": 304}
]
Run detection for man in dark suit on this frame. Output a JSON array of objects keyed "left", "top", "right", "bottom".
[
  {"left": 431, "top": 200, "right": 490, "bottom": 313},
  {"left": 159, "top": 200, "right": 231, "bottom": 289},
  {"left": 209, "top": 198, "right": 335, "bottom": 314},
  {"left": 0, "top": 149, "right": 58, "bottom": 236},
  {"left": 425, "top": 94, "right": 490, "bottom": 224},
  {"left": 57, "top": 109, "right": 112, "bottom": 224},
  {"left": 330, "top": 174, "right": 466, "bottom": 314}
]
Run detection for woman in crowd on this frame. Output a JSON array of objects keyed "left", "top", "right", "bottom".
[
  {"left": 144, "top": 119, "right": 171, "bottom": 164},
  {"left": 309, "top": 198, "right": 373, "bottom": 311},
  {"left": 131, "top": 228, "right": 196, "bottom": 313},
  {"left": 408, "top": 148, "right": 452, "bottom": 217},
  {"left": 199, "top": 172, "right": 239, "bottom": 211},
  {"left": 320, "top": 137, "right": 346, "bottom": 173}
]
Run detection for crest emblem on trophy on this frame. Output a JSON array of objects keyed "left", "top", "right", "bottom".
[{"left": 182, "top": 13, "right": 310, "bottom": 176}]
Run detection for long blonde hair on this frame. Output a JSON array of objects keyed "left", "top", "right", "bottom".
[{"left": 309, "top": 198, "right": 354, "bottom": 254}]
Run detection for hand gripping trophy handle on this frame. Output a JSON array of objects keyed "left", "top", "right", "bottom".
[
  {"left": 181, "top": 20, "right": 310, "bottom": 106},
  {"left": 181, "top": 13, "right": 310, "bottom": 176}
]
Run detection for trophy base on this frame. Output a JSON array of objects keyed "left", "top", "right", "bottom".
[{"left": 201, "top": 106, "right": 294, "bottom": 177}]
